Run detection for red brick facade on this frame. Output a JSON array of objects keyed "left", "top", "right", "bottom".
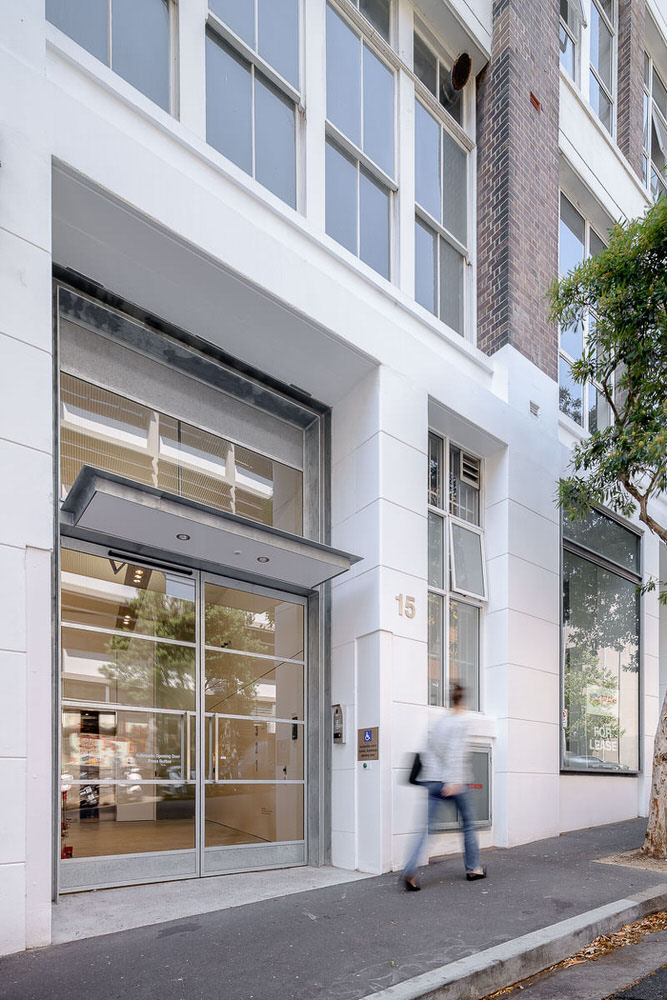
[{"left": 476, "top": 0, "right": 561, "bottom": 381}]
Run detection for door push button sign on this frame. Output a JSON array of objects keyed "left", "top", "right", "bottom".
[{"left": 357, "top": 727, "right": 379, "bottom": 761}]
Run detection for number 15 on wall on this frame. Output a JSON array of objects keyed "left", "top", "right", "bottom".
[{"left": 395, "top": 594, "right": 416, "bottom": 619}]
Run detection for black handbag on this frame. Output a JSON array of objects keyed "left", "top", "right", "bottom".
[{"left": 408, "top": 752, "right": 423, "bottom": 785}]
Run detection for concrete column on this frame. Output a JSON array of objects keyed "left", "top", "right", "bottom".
[
  {"left": 0, "top": 0, "right": 54, "bottom": 955},
  {"left": 177, "top": 0, "right": 208, "bottom": 138}
]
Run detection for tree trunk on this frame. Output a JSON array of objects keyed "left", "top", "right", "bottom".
[{"left": 642, "top": 689, "right": 667, "bottom": 859}]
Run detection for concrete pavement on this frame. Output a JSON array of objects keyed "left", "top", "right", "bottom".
[{"left": 1, "top": 819, "right": 665, "bottom": 1000}]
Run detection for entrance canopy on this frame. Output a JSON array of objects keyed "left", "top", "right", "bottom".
[{"left": 62, "top": 467, "right": 360, "bottom": 592}]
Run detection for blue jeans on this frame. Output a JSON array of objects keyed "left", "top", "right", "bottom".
[{"left": 403, "top": 781, "right": 479, "bottom": 878}]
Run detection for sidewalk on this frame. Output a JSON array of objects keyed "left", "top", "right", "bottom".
[{"left": 1, "top": 819, "right": 666, "bottom": 1000}]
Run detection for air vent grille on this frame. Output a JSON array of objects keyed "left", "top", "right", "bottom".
[{"left": 460, "top": 452, "right": 480, "bottom": 489}]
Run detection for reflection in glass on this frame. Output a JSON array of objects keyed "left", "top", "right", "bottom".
[
  {"left": 326, "top": 140, "right": 357, "bottom": 256},
  {"left": 559, "top": 23, "right": 575, "bottom": 77},
  {"left": 450, "top": 523, "right": 484, "bottom": 598},
  {"left": 428, "top": 432, "right": 442, "bottom": 508},
  {"left": 112, "top": 0, "right": 170, "bottom": 111},
  {"left": 559, "top": 194, "right": 585, "bottom": 276},
  {"left": 205, "top": 584, "right": 304, "bottom": 660},
  {"left": 442, "top": 130, "right": 467, "bottom": 245},
  {"left": 415, "top": 218, "right": 437, "bottom": 315},
  {"left": 414, "top": 32, "right": 437, "bottom": 93},
  {"left": 46, "top": 0, "right": 108, "bottom": 62},
  {"left": 562, "top": 550, "right": 639, "bottom": 772},
  {"left": 590, "top": 2, "right": 613, "bottom": 90},
  {"left": 255, "top": 73, "right": 296, "bottom": 208},
  {"left": 439, "top": 238, "right": 464, "bottom": 335},
  {"left": 428, "top": 593, "right": 443, "bottom": 706},
  {"left": 560, "top": 318, "right": 584, "bottom": 358},
  {"left": 206, "top": 718, "right": 303, "bottom": 780},
  {"left": 559, "top": 355, "right": 583, "bottom": 424},
  {"left": 563, "top": 508, "right": 639, "bottom": 573},
  {"left": 206, "top": 32, "right": 253, "bottom": 173},
  {"left": 205, "top": 783, "right": 303, "bottom": 846},
  {"left": 363, "top": 45, "right": 394, "bottom": 175},
  {"left": 428, "top": 512, "right": 444, "bottom": 588},
  {"left": 590, "top": 72, "right": 613, "bottom": 133},
  {"left": 326, "top": 4, "right": 361, "bottom": 146},
  {"left": 360, "top": 169, "right": 390, "bottom": 278},
  {"left": 359, "top": 0, "right": 390, "bottom": 40},
  {"left": 449, "top": 601, "right": 479, "bottom": 711},
  {"left": 205, "top": 653, "right": 303, "bottom": 719}
]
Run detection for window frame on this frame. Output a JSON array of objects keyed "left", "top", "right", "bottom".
[
  {"left": 642, "top": 51, "right": 667, "bottom": 202},
  {"left": 559, "top": 0, "right": 584, "bottom": 83},
  {"left": 413, "top": 26, "right": 467, "bottom": 131},
  {"left": 588, "top": 0, "right": 617, "bottom": 137},
  {"left": 324, "top": 1, "right": 398, "bottom": 279},
  {"left": 427, "top": 432, "right": 485, "bottom": 710},
  {"left": 205, "top": 2, "right": 303, "bottom": 209},
  {"left": 558, "top": 193, "right": 611, "bottom": 433}
]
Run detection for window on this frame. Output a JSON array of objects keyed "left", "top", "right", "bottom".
[
  {"left": 589, "top": 0, "right": 616, "bottom": 134},
  {"left": 206, "top": 0, "right": 299, "bottom": 207},
  {"left": 559, "top": 0, "right": 585, "bottom": 80},
  {"left": 558, "top": 194, "right": 611, "bottom": 431},
  {"left": 325, "top": 3, "right": 395, "bottom": 278},
  {"left": 428, "top": 433, "right": 485, "bottom": 709},
  {"left": 562, "top": 508, "right": 640, "bottom": 774},
  {"left": 46, "top": 0, "right": 171, "bottom": 111},
  {"left": 353, "top": 0, "right": 391, "bottom": 42},
  {"left": 414, "top": 100, "right": 469, "bottom": 336},
  {"left": 643, "top": 52, "right": 667, "bottom": 201},
  {"left": 413, "top": 31, "right": 463, "bottom": 125}
]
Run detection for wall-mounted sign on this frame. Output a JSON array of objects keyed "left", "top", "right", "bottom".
[{"left": 357, "top": 727, "right": 379, "bottom": 761}]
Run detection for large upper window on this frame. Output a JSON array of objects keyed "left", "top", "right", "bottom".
[
  {"left": 428, "top": 434, "right": 485, "bottom": 710},
  {"left": 353, "top": 0, "right": 391, "bottom": 42},
  {"left": 46, "top": 0, "right": 172, "bottom": 111},
  {"left": 325, "top": 3, "right": 395, "bottom": 279},
  {"left": 206, "top": 0, "right": 299, "bottom": 207},
  {"left": 562, "top": 509, "right": 640, "bottom": 773},
  {"left": 558, "top": 194, "right": 610, "bottom": 431},
  {"left": 413, "top": 31, "right": 463, "bottom": 125},
  {"left": 589, "top": 0, "right": 616, "bottom": 134},
  {"left": 643, "top": 52, "right": 667, "bottom": 201},
  {"left": 559, "top": 0, "right": 585, "bottom": 81},
  {"left": 414, "top": 100, "right": 469, "bottom": 336}
]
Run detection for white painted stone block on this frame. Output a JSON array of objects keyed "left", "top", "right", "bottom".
[{"left": 0, "top": 651, "right": 26, "bottom": 756}]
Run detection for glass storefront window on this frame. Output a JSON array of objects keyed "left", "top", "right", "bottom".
[
  {"left": 561, "top": 511, "right": 640, "bottom": 773},
  {"left": 60, "top": 373, "right": 303, "bottom": 535}
]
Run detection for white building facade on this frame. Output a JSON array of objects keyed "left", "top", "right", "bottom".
[{"left": 0, "top": 0, "right": 665, "bottom": 955}]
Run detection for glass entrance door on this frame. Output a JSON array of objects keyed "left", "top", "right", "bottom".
[{"left": 59, "top": 544, "right": 307, "bottom": 891}]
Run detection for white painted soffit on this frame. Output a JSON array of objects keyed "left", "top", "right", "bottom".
[{"left": 61, "top": 467, "right": 361, "bottom": 591}]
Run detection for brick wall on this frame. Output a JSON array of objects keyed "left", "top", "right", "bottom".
[
  {"left": 476, "top": 0, "right": 560, "bottom": 380},
  {"left": 617, "top": 0, "right": 646, "bottom": 180}
]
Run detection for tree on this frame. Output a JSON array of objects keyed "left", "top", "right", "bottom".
[{"left": 549, "top": 195, "right": 667, "bottom": 857}]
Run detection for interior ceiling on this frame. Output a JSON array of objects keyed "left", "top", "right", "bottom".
[{"left": 51, "top": 164, "right": 377, "bottom": 406}]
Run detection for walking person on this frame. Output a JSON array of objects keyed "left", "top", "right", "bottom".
[{"left": 403, "top": 683, "right": 486, "bottom": 890}]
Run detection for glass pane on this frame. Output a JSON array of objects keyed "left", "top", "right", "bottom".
[
  {"left": 62, "top": 780, "right": 195, "bottom": 858},
  {"left": 559, "top": 194, "right": 585, "bottom": 276},
  {"left": 112, "top": 0, "right": 170, "bottom": 111},
  {"left": 439, "top": 237, "right": 464, "bottom": 335},
  {"left": 449, "top": 445, "right": 480, "bottom": 525},
  {"left": 428, "top": 432, "right": 442, "bottom": 508},
  {"left": 209, "top": 0, "right": 254, "bottom": 46},
  {"left": 442, "top": 130, "right": 467, "bottom": 245},
  {"left": 415, "top": 101, "right": 440, "bottom": 219},
  {"left": 207, "top": 718, "right": 303, "bottom": 780},
  {"left": 449, "top": 601, "right": 479, "bottom": 712},
  {"left": 563, "top": 508, "right": 640, "bottom": 573},
  {"left": 651, "top": 115, "right": 666, "bottom": 175},
  {"left": 205, "top": 783, "right": 303, "bottom": 846},
  {"left": 590, "top": 72, "right": 613, "bottom": 133},
  {"left": 414, "top": 33, "right": 436, "bottom": 94},
  {"left": 206, "top": 32, "right": 252, "bottom": 174},
  {"left": 450, "top": 523, "right": 485, "bottom": 597},
  {"left": 46, "top": 0, "right": 109, "bottom": 64},
  {"left": 205, "top": 652, "right": 303, "bottom": 719},
  {"left": 428, "top": 512, "right": 444, "bottom": 588},
  {"left": 562, "top": 550, "right": 639, "bottom": 772},
  {"left": 653, "top": 69, "right": 667, "bottom": 120},
  {"left": 643, "top": 91, "right": 650, "bottom": 148},
  {"left": 415, "top": 218, "right": 437, "bottom": 315},
  {"left": 359, "top": 0, "right": 390, "bottom": 41},
  {"left": 62, "top": 708, "right": 195, "bottom": 781},
  {"left": 589, "top": 228, "right": 605, "bottom": 258},
  {"left": 440, "top": 68, "right": 462, "bottom": 125},
  {"left": 326, "top": 4, "right": 361, "bottom": 146},
  {"left": 560, "top": 318, "right": 584, "bottom": 358},
  {"left": 205, "top": 585, "right": 304, "bottom": 660},
  {"left": 62, "top": 627, "right": 196, "bottom": 710},
  {"left": 359, "top": 168, "right": 390, "bottom": 278},
  {"left": 645, "top": 51, "right": 651, "bottom": 88},
  {"left": 258, "top": 0, "right": 299, "bottom": 87},
  {"left": 590, "top": 3, "right": 613, "bottom": 91},
  {"left": 61, "top": 548, "right": 196, "bottom": 642},
  {"left": 255, "top": 73, "right": 296, "bottom": 207},
  {"left": 158, "top": 414, "right": 234, "bottom": 510},
  {"left": 588, "top": 384, "right": 611, "bottom": 433},
  {"left": 559, "top": 24, "right": 575, "bottom": 77},
  {"left": 598, "top": 0, "right": 613, "bottom": 20},
  {"left": 238, "top": 446, "right": 302, "bottom": 534},
  {"left": 325, "top": 140, "right": 358, "bottom": 255},
  {"left": 363, "top": 45, "right": 394, "bottom": 175},
  {"left": 559, "top": 355, "right": 583, "bottom": 424},
  {"left": 428, "top": 593, "right": 443, "bottom": 706}
]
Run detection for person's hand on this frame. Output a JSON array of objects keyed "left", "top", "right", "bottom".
[{"left": 442, "top": 783, "right": 463, "bottom": 797}]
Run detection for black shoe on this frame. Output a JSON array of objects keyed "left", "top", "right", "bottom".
[
  {"left": 466, "top": 866, "right": 487, "bottom": 881},
  {"left": 403, "top": 877, "right": 421, "bottom": 892}
]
